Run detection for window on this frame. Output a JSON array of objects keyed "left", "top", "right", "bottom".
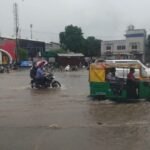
[
  {"left": 117, "top": 46, "right": 121, "bottom": 50},
  {"left": 106, "top": 46, "right": 111, "bottom": 50},
  {"left": 117, "top": 45, "right": 126, "bottom": 50},
  {"left": 131, "top": 43, "right": 138, "bottom": 50}
]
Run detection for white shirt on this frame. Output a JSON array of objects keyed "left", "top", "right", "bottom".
[{"left": 106, "top": 72, "right": 116, "bottom": 81}]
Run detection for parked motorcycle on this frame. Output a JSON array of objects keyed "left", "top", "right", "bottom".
[
  {"left": 0, "top": 65, "right": 4, "bottom": 73},
  {"left": 31, "top": 73, "right": 61, "bottom": 89}
]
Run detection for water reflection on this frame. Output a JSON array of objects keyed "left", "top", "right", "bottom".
[{"left": 88, "top": 100, "right": 150, "bottom": 149}]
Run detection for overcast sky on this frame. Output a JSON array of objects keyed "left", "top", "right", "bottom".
[{"left": 0, "top": 0, "right": 150, "bottom": 42}]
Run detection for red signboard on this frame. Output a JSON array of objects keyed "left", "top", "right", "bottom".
[{"left": 0, "top": 39, "right": 16, "bottom": 61}]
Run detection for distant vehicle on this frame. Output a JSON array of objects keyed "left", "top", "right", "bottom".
[
  {"left": 105, "top": 59, "right": 150, "bottom": 78},
  {"left": 0, "top": 65, "right": 4, "bottom": 73},
  {"left": 20, "top": 61, "right": 33, "bottom": 67}
]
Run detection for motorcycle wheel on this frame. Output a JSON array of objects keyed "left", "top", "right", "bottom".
[
  {"left": 51, "top": 81, "right": 61, "bottom": 88},
  {"left": 31, "top": 82, "right": 36, "bottom": 88},
  {"left": 31, "top": 84, "right": 34, "bottom": 88}
]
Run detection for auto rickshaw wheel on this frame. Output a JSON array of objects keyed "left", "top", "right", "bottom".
[
  {"left": 146, "top": 98, "right": 150, "bottom": 102},
  {"left": 96, "top": 95, "right": 106, "bottom": 100}
]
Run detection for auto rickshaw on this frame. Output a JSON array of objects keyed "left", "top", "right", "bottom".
[{"left": 89, "top": 61, "right": 150, "bottom": 101}]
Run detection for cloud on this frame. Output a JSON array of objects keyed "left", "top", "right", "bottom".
[{"left": 0, "top": 0, "right": 150, "bottom": 42}]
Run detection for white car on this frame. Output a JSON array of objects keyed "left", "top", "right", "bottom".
[{"left": 105, "top": 59, "right": 150, "bottom": 78}]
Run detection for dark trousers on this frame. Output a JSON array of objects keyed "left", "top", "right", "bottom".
[
  {"left": 126, "top": 80, "right": 138, "bottom": 99},
  {"left": 36, "top": 77, "right": 47, "bottom": 85}
]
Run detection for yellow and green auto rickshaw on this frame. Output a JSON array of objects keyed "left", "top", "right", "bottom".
[{"left": 89, "top": 61, "right": 150, "bottom": 101}]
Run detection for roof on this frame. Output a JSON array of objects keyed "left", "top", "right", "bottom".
[
  {"left": 0, "top": 36, "right": 45, "bottom": 43},
  {"left": 57, "top": 53, "right": 84, "bottom": 57},
  {"left": 91, "top": 62, "right": 141, "bottom": 69},
  {"left": 105, "top": 59, "right": 147, "bottom": 69},
  {"left": 49, "top": 42, "right": 60, "bottom": 45}
]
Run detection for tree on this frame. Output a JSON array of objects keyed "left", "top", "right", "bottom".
[
  {"left": 17, "top": 48, "right": 28, "bottom": 61},
  {"left": 147, "top": 35, "right": 150, "bottom": 49},
  {"left": 83, "top": 36, "right": 101, "bottom": 57},
  {"left": 145, "top": 35, "right": 150, "bottom": 62},
  {"left": 59, "top": 25, "right": 84, "bottom": 53},
  {"left": 55, "top": 48, "right": 67, "bottom": 53}
]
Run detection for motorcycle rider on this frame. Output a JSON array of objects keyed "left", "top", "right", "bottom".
[
  {"left": 30, "top": 62, "right": 37, "bottom": 79},
  {"left": 36, "top": 62, "right": 47, "bottom": 85},
  {"left": 30, "top": 61, "right": 61, "bottom": 88}
]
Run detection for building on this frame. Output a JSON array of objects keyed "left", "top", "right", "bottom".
[
  {"left": 101, "top": 25, "right": 147, "bottom": 62},
  {"left": 45, "top": 42, "right": 60, "bottom": 52},
  {"left": 57, "top": 53, "right": 84, "bottom": 66},
  {"left": 101, "top": 39, "right": 127, "bottom": 59},
  {"left": 0, "top": 37, "right": 16, "bottom": 64},
  {"left": 0, "top": 37, "right": 46, "bottom": 64},
  {"left": 19, "top": 39, "right": 45, "bottom": 59},
  {"left": 145, "top": 38, "right": 150, "bottom": 63}
]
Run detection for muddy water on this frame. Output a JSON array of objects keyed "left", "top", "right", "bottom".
[{"left": 0, "top": 69, "right": 150, "bottom": 150}]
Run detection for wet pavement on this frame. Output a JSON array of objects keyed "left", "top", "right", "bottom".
[{"left": 0, "top": 69, "right": 150, "bottom": 150}]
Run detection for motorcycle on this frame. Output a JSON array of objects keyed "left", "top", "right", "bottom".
[{"left": 31, "top": 73, "right": 61, "bottom": 89}]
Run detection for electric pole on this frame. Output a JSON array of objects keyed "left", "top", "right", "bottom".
[
  {"left": 30, "top": 24, "right": 33, "bottom": 39},
  {"left": 13, "top": 2, "right": 19, "bottom": 63}
]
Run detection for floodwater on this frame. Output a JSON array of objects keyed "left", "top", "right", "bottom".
[{"left": 0, "top": 69, "right": 150, "bottom": 150}]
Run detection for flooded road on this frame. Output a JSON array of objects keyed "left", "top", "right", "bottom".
[{"left": 0, "top": 69, "right": 150, "bottom": 150}]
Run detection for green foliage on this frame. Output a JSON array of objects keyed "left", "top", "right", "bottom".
[
  {"left": 83, "top": 36, "right": 101, "bottom": 57},
  {"left": 42, "top": 51, "right": 57, "bottom": 58},
  {"left": 17, "top": 48, "right": 28, "bottom": 61},
  {"left": 59, "top": 25, "right": 101, "bottom": 57},
  {"left": 145, "top": 35, "right": 150, "bottom": 62},
  {"left": 147, "top": 35, "right": 150, "bottom": 47},
  {"left": 59, "top": 25, "right": 84, "bottom": 53},
  {"left": 55, "top": 48, "right": 67, "bottom": 53},
  {"left": 42, "top": 48, "right": 67, "bottom": 59}
]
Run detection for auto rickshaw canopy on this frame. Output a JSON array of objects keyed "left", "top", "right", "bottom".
[{"left": 89, "top": 62, "right": 141, "bottom": 82}]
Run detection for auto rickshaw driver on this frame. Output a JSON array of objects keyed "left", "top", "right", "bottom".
[
  {"left": 106, "top": 68, "right": 116, "bottom": 82},
  {"left": 106, "top": 67, "right": 122, "bottom": 95},
  {"left": 127, "top": 68, "right": 139, "bottom": 98}
]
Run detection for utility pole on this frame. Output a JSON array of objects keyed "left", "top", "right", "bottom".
[
  {"left": 13, "top": 2, "right": 19, "bottom": 63},
  {"left": 30, "top": 24, "right": 33, "bottom": 39}
]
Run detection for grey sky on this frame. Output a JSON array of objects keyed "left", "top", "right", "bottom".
[{"left": 0, "top": 0, "right": 150, "bottom": 42}]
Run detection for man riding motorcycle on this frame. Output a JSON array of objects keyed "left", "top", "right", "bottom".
[
  {"left": 36, "top": 62, "right": 45, "bottom": 81},
  {"left": 30, "top": 61, "right": 46, "bottom": 86},
  {"left": 30, "top": 61, "right": 61, "bottom": 88},
  {"left": 35, "top": 61, "right": 50, "bottom": 86}
]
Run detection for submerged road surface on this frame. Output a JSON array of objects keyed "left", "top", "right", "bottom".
[{"left": 0, "top": 69, "right": 150, "bottom": 150}]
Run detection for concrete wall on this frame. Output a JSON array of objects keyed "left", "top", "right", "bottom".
[
  {"left": 45, "top": 42, "right": 60, "bottom": 52},
  {"left": 101, "top": 40, "right": 126, "bottom": 56}
]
